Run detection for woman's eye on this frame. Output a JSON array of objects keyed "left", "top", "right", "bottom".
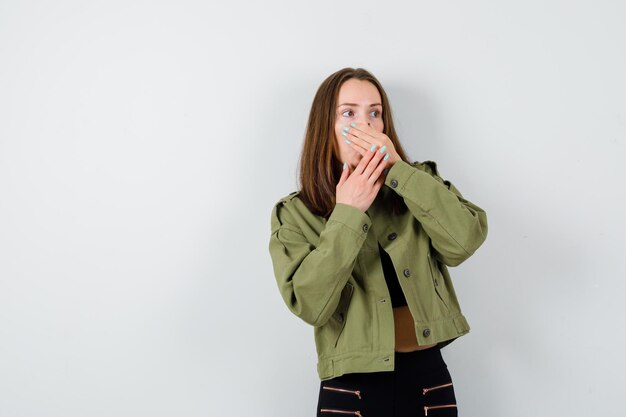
[{"left": 341, "top": 109, "right": 381, "bottom": 117}]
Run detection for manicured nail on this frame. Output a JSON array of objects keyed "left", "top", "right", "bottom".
[
  {"left": 370, "top": 144, "right": 377, "bottom": 151},
  {"left": 341, "top": 131, "right": 347, "bottom": 136},
  {"left": 345, "top": 139, "right": 351, "bottom": 144},
  {"left": 379, "top": 145, "right": 386, "bottom": 153},
  {"left": 350, "top": 122, "right": 356, "bottom": 127},
  {"left": 383, "top": 153, "right": 389, "bottom": 160},
  {"left": 343, "top": 162, "right": 347, "bottom": 170},
  {"left": 342, "top": 126, "right": 349, "bottom": 131}
]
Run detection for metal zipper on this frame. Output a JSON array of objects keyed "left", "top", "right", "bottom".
[
  {"left": 322, "top": 385, "right": 362, "bottom": 399},
  {"left": 319, "top": 409, "right": 363, "bottom": 416},
  {"left": 424, "top": 404, "right": 457, "bottom": 415},
  {"left": 422, "top": 382, "right": 453, "bottom": 395}
]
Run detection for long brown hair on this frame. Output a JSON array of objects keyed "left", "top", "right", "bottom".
[{"left": 297, "top": 67, "right": 411, "bottom": 219}]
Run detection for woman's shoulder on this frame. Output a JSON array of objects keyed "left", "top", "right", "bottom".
[
  {"left": 272, "top": 190, "right": 302, "bottom": 213},
  {"left": 270, "top": 191, "right": 304, "bottom": 232},
  {"left": 277, "top": 190, "right": 300, "bottom": 203}
]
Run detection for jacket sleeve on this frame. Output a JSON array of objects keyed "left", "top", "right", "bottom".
[
  {"left": 384, "top": 159, "right": 488, "bottom": 267},
  {"left": 268, "top": 200, "right": 372, "bottom": 327}
]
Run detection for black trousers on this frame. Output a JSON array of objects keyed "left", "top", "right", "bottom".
[{"left": 316, "top": 346, "right": 458, "bottom": 417}]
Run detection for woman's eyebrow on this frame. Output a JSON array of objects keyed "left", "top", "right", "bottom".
[{"left": 337, "top": 102, "right": 382, "bottom": 107}]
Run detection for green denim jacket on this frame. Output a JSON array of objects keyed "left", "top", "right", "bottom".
[{"left": 268, "top": 159, "right": 488, "bottom": 380}]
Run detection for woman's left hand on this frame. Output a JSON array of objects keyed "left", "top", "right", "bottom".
[{"left": 343, "top": 122, "right": 401, "bottom": 166}]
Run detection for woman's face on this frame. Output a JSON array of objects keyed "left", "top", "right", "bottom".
[{"left": 334, "top": 78, "right": 384, "bottom": 169}]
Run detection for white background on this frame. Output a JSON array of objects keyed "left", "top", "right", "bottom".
[{"left": 1, "top": 1, "right": 625, "bottom": 416}]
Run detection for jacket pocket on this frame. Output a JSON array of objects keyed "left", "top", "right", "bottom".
[
  {"left": 331, "top": 282, "right": 354, "bottom": 348},
  {"left": 427, "top": 251, "right": 449, "bottom": 311}
]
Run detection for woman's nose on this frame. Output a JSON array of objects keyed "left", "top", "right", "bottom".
[{"left": 356, "top": 115, "right": 370, "bottom": 126}]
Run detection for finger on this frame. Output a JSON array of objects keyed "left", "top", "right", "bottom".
[
  {"left": 369, "top": 152, "right": 389, "bottom": 185},
  {"left": 337, "top": 161, "right": 349, "bottom": 187},
  {"left": 366, "top": 170, "right": 385, "bottom": 202},
  {"left": 353, "top": 144, "right": 377, "bottom": 176},
  {"left": 348, "top": 122, "right": 390, "bottom": 152},
  {"left": 341, "top": 126, "right": 369, "bottom": 152},
  {"left": 345, "top": 128, "right": 375, "bottom": 151},
  {"left": 362, "top": 144, "right": 386, "bottom": 181},
  {"left": 373, "top": 172, "right": 385, "bottom": 193},
  {"left": 345, "top": 137, "right": 368, "bottom": 157},
  {"left": 348, "top": 122, "right": 378, "bottom": 141}
]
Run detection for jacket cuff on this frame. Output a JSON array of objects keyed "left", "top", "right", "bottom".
[
  {"left": 328, "top": 203, "right": 372, "bottom": 237},
  {"left": 384, "top": 159, "right": 419, "bottom": 192}
]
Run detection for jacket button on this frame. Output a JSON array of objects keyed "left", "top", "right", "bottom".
[
  {"left": 423, "top": 328, "right": 431, "bottom": 337},
  {"left": 390, "top": 179, "right": 398, "bottom": 188},
  {"left": 388, "top": 232, "right": 397, "bottom": 240},
  {"left": 403, "top": 268, "right": 411, "bottom": 277},
  {"left": 362, "top": 224, "right": 369, "bottom": 232}
]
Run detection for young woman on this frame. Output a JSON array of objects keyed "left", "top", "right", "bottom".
[{"left": 268, "top": 67, "right": 488, "bottom": 417}]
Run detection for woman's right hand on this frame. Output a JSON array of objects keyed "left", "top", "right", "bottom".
[{"left": 336, "top": 145, "right": 389, "bottom": 213}]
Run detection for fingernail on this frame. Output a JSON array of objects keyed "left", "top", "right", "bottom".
[
  {"left": 351, "top": 122, "right": 356, "bottom": 127},
  {"left": 342, "top": 126, "right": 349, "bottom": 131},
  {"left": 370, "top": 144, "right": 377, "bottom": 151},
  {"left": 343, "top": 162, "right": 347, "bottom": 170},
  {"left": 341, "top": 131, "right": 347, "bottom": 136},
  {"left": 379, "top": 145, "right": 386, "bottom": 153},
  {"left": 345, "top": 139, "right": 351, "bottom": 144},
  {"left": 383, "top": 153, "right": 389, "bottom": 160}
]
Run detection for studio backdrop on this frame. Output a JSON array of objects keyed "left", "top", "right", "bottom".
[{"left": 0, "top": 1, "right": 624, "bottom": 416}]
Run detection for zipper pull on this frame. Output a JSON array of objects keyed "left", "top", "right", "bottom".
[
  {"left": 422, "top": 382, "right": 453, "bottom": 395},
  {"left": 322, "top": 386, "right": 362, "bottom": 399}
]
